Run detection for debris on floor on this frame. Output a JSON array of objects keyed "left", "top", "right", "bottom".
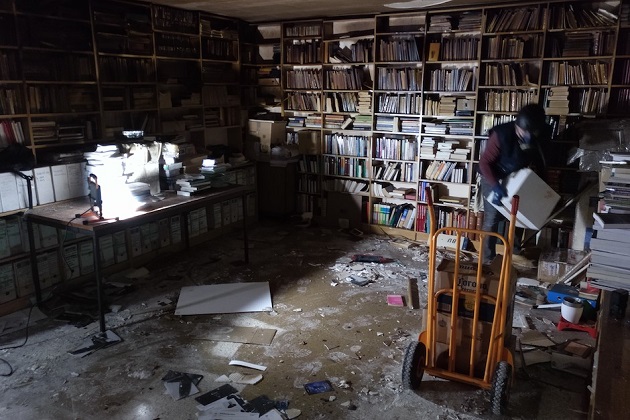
[
  {"left": 162, "top": 370, "right": 203, "bottom": 400},
  {"left": 68, "top": 329, "right": 122, "bottom": 356},
  {"left": 386, "top": 295, "right": 405, "bottom": 306},
  {"left": 195, "top": 384, "right": 299, "bottom": 419},
  {"left": 198, "top": 325, "right": 277, "bottom": 345},
  {"left": 229, "top": 360, "right": 267, "bottom": 371},
  {"left": 304, "top": 379, "right": 334, "bottom": 395},
  {"left": 351, "top": 254, "right": 395, "bottom": 263},
  {"left": 174, "top": 282, "right": 272, "bottom": 315}
]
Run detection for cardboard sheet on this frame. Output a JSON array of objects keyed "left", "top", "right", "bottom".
[{"left": 175, "top": 282, "right": 272, "bottom": 315}]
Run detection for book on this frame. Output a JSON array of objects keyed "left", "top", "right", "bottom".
[
  {"left": 427, "top": 42, "right": 440, "bottom": 62},
  {"left": 592, "top": 222, "right": 630, "bottom": 242},
  {"left": 589, "top": 237, "right": 630, "bottom": 255},
  {"left": 387, "top": 295, "right": 405, "bottom": 306},
  {"left": 592, "top": 212, "right": 630, "bottom": 229}
]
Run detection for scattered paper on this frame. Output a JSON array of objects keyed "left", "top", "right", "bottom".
[
  {"left": 512, "top": 313, "right": 528, "bottom": 329},
  {"left": 229, "top": 360, "right": 267, "bottom": 371},
  {"left": 195, "top": 384, "right": 238, "bottom": 407},
  {"left": 162, "top": 370, "right": 203, "bottom": 400},
  {"left": 228, "top": 372, "right": 263, "bottom": 385}
]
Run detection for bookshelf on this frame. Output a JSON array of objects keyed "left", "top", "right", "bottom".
[
  {"left": 200, "top": 14, "right": 242, "bottom": 150},
  {"left": 93, "top": 0, "right": 157, "bottom": 139},
  {"left": 281, "top": 20, "right": 325, "bottom": 215},
  {"left": 0, "top": 0, "right": 250, "bottom": 317},
  {"left": 238, "top": 0, "right": 629, "bottom": 242},
  {"left": 371, "top": 12, "right": 427, "bottom": 233},
  {"left": 240, "top": 23, "right": 282, "bottom": 113}
]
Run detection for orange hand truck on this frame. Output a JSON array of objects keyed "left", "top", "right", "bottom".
[{"left": 402, "top": 188, "right": 520, "bottom": 415}]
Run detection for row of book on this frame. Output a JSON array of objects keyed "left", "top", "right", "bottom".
[
  {"left": 437, "top": 37, "right": 479, "bottom": 61},
  {"left": 297, "top": 174, "right": 319, "bottom": 194},
  {"left": 323, "top": 156, "right": 368, "bottom": 178},
  {"left": 328, "top": 40, "right": 373, "bottom": 64},
  {"left": 0, "top": 120, "right": 26, "bottom": 147},
  {"left": 546, "top": 61, "right": 609, "bottom": 86},
  {"left": 377, "top": 37, "right": 422, "bottom": 62},
  {"left": 372, "top": 203, "right": 416, "bottom": 230},
  {"left": 376, "top": 93, "right": 422, "bottom": 114},
  {"left": 414, "top": 205, "right": 470, "bottom": 234},
  {"left": 373, "top": 136, "right": 417, "bottom": 161},
  {"left": 285, "top": 40, "right": 322, "bottom": 65},
  {"left": 0, "top": 87, "right": 24, "bottom": 115},
  {"left": 325, "top": 91, "right": 371, "bottom": 114},
  {"left": 376, "top": 67, "right": 422, "bottom": 91},
  {"left": 285, "top": 69, "right": 322, "bottom": 90},
  {"left": 422, "top": 160, "right": 467, "bottom": 183},
  {"left": 325, "top": 67, "right": 368, "bottom": 90},
  {"left": 481, "top": 89, "right": 537, "bottom": 113},
  {"left": 285, "top": 92, "right": 320, "bottom": 112},
  {"left": 372, "top": 161, "right": 416, "bottom": 183},
  {"left": 483, "top": 62, "right": 534, "bottom": 87},
  {"left": 324, "top": 133, "right": 369, "bottom": 156},
  {"left": 484, "top": 34, "right": 543, "bottom": 60},
  {"left": 427, "top": 68, "right": 475, "bottom": 92}
]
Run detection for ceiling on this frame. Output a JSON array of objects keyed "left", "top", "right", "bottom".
[{"left": 143, "top": 0, "right": 516, "bottom": 24}]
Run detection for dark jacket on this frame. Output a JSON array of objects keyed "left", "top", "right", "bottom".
[{"left": 479, "top": 121, "right": 547, "bottom": 186}]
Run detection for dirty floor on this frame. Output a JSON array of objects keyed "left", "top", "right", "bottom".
[{"left": 0, "top": 220, "right": 591, "bottom": 419}]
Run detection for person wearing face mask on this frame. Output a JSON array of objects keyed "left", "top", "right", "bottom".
[{"left": 478, "top": 103, "right": 549, "bottom": 264}]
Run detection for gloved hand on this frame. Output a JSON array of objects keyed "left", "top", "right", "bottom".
[{"left": 491, "top": 184, "right": 507, "bottom": 205}]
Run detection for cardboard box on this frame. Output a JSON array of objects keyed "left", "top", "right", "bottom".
[
  {"left": 490, "top": 168, "right": 560, "bottom": 230},
  {"left": 248, "top": 119, "right": 286, "bottom": 153},
  {"left": 432, "top": 255, "right": 516, "bottom": 377},
  {"left": 538, "top": 249, "right": 588, "bottom": 283},
  {"left": 434, "top": 312, "right": 492, "bottom": 377},
  {"left": 434, "top": 256, "right": 507, "bottom": 299}
]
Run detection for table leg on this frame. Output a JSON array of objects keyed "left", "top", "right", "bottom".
[
  {"left": 242, "top": 192, "right": 249, "bottom": 263},
  {"left": 25, "top": 215, "right": 42, "bottom": 305},
  {"left": 93, "top": 234, "right": 106, "bottom": 333}
]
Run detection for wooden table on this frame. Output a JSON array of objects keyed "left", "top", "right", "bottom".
[{"left": 24, "top": 185, "right": 252, "bottom": 333}]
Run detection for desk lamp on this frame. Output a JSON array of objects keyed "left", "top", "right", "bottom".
[{"left": 87, "top": 173, "right": 103, "bottom": 219}]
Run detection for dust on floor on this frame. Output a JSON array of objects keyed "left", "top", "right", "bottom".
[{"left": 0, "top": 221, "right": 589, "bottom": 419}]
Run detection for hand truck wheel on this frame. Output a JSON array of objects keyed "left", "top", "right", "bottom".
[
  {"left": 402, "top": 341, "right": 426, "bottom": 390},
  {"left": 490, "top": 361, "right": 512, "bottom": 415}
]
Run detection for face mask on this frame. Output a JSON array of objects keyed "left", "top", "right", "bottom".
[{"left": 519, "top": 131, "right": 532, "bottom": 150}]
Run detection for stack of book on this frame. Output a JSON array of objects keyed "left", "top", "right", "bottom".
[
  {"left": 437, "top": 97, "right": 456, "bottom": 116},
  {"left": 420, "top": 137, "right": 437, "bottom": 159},
  {"left": 600, "top": 165, "right": 630, "bottom": 213},
  {"left": 175, "top": 173, "right": 214, "bottom": 196},
  {"left": 544, "top": 86, "right": 570, "bottom": 115},
  {"left": 587, "top": 212, "right": 630, "bottom": 291}
]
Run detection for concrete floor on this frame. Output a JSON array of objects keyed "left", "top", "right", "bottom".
[{"left": 0, "top": 220, "right": 591, "bottom": 419}]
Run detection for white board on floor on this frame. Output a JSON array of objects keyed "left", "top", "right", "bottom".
[{"left": 175, "top": 282, "right": 272, "bottom": 315}]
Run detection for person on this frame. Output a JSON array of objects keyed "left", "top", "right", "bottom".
[{"left": 478, "top": 104, "right": 549, "bottom": 264}]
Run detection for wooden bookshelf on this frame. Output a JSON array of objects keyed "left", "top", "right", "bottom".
[{"left": 239, "top": 0, "right": 628, "bottom": 242}]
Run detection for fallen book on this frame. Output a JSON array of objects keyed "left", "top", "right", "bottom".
[{"left": 593, "top": 212, "right": 630, "bottom": 229}]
